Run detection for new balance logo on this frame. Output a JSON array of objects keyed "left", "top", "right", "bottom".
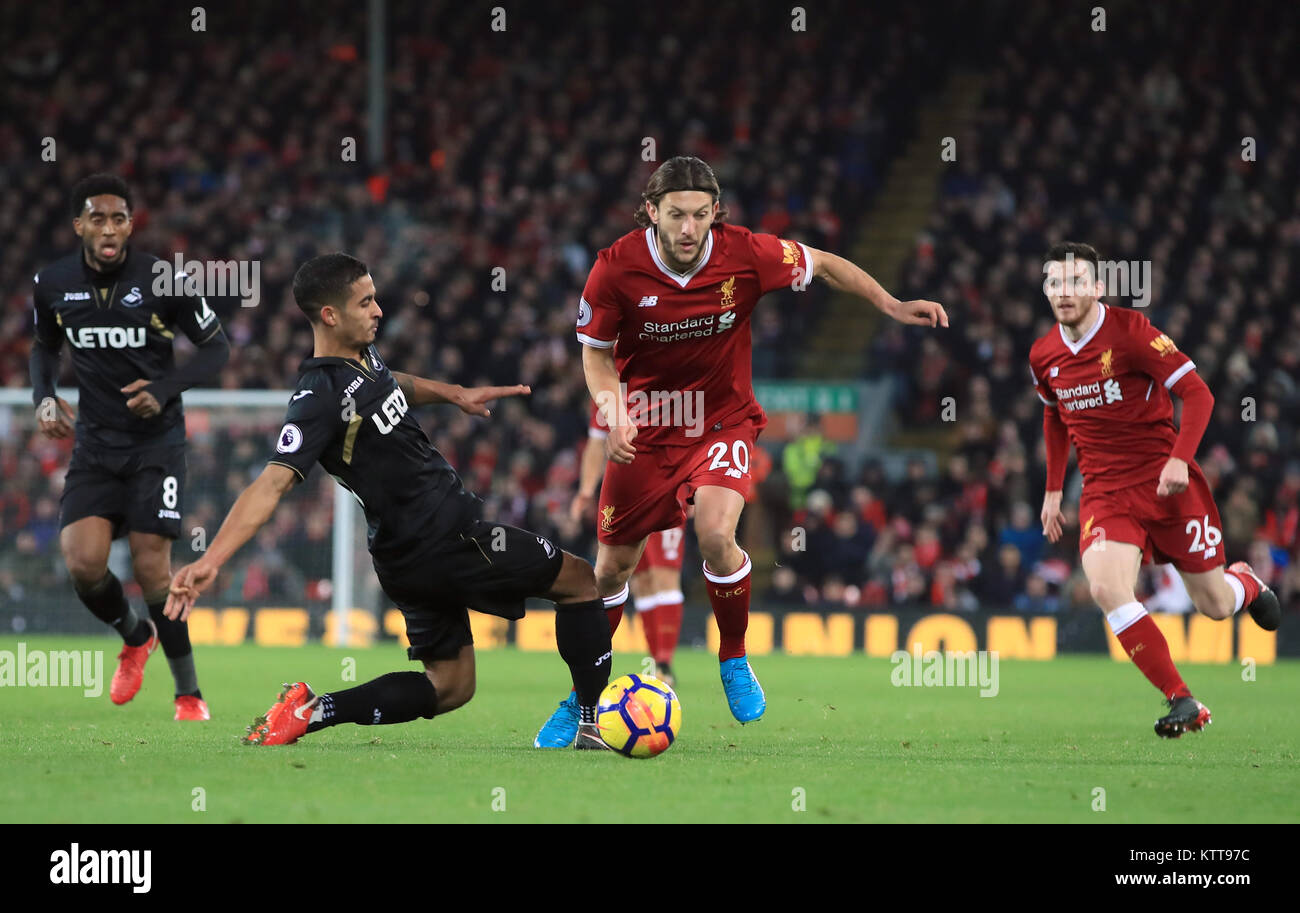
[{"left": 638, "top": 296, "right": 659, "bottom": 308}]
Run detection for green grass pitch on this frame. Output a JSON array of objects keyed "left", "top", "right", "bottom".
[{"left": 3, "top": 635, "right": 1297, "bottom": 823}]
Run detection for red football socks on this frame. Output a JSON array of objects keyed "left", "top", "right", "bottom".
[
  {"left": 652, "top": 596, "right": 684, "bottom": 666},
  {"left": 603, "top": 582, "right": 628, "bottom": 637},
  {"left": 1224, "top": 567, "right": 1261, "bottom": 607},
  {"left": 704, "top": 551, "right": 752, "bottom": 661},
  {"left": 1114, "top": 612, "right": 1192, "bottom": 700}
]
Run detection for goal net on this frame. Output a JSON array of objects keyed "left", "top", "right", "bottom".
[{"left": 0, "top": 389, "right": 381, "bottom": 646}]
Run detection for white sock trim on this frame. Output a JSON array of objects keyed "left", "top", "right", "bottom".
[
  {"left": 1224, "top": 573, "right": 1246, "bottom": 613},
  {"left": 602, "top": 583, "right": 630, "bottom": 609},
  {"left": 633, "top": 594, "right": 662, "bottom": 612},
  {"left": 1106, "top": 601, "right": 1148, "bottom": 636},
  {"left": 702, "top": 551, "right": 751, "bottom": 585},
  {"left": 659, "top": 589, "right": 684, "bottom": 604}
]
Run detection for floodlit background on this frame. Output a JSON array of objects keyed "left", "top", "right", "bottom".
[{"left": 1, "top": 0, "right": 1296, "bottom": 656}]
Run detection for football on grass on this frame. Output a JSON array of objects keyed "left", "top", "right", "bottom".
[{"left": 596, "top": 673, "right": 681, "bottom": 758}]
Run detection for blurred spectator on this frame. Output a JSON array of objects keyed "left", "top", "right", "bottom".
[
  {"left": 1014, "top": 573, "right": 1061, "bottom": 614},
  {"left": 781, "top": 413, "right": 835, "bottom": 510}
]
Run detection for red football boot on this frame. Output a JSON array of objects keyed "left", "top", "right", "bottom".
[
  {"left": 174, "top": 695, "right": 210, "bottom": 721},
  {"left": 244, "top": 682, "right": 316, "bottom": 746},
  {"left": 109, "top": 619, "right": 158, "bottom": 705}
]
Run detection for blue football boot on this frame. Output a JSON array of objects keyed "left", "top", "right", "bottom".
[
  {"left": 720, "top": 656, "right": 766, "bottom": 723},
  {"left": 534, "top": 691, "right": 580, "bottom": 747}
]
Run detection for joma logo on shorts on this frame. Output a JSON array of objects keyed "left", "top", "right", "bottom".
[
  {"left": 65, "top": 326, "right": 146, "bottom": 349},
  {"left": 370, "top": 387, "right": 410, "bottom": 435}
]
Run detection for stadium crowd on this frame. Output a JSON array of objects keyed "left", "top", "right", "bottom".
[
  {"left": 1, "top": 1, "right": 1293, "bottom": 627},
  {"left": 1, "top": 0, "right": 969, "bottom": 619},
  {"left": 770, "top": 2, "right": 1299, "bottom": 619}
]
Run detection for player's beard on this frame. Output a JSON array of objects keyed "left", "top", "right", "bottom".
[
  {"left": 1055, "top": 298, "right": 1096, "bottom": 330},
  {"left": 656, "top": 225, "right": 704, "bottom": 273}
]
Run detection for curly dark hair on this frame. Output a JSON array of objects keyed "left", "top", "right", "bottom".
[{"left": 70, "top": 173, "right": 132, "bottom": 218}]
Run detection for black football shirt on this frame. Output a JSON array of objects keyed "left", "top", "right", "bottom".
[
  {"left": 267, "top": 345, "right": 480, "bottom": 567},
  {"left": 32, "top": 248, "right": 224, "bottom": 448}
]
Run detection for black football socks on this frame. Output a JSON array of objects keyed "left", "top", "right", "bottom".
[
  {"left": 76, "top": 571, "right": 152, "bottom": 646},
  {"left": 145, "top": 591, "right": 201, "bottom": 699},
  {"left": 306, "top": 671, "right": 439, "bottom": 732},
  {"left": 556, "top": 596, "right": 613, "bottom": 717}
]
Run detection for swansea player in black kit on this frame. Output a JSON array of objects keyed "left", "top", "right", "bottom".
[
  {"left": 31, "top": 174, "right": 230, "bottom": 720},
  {"left": 165, "top": 253, "right": 615, "bottom": 748}
]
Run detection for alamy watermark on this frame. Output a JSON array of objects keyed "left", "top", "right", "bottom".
[
  {"left": 49, "top": 844, "right": 151, "bottom": 893},
  {"left": 152, "top": 254, "right": 261, "bottom": 307},
  {"left": 595, "top": 384, "right": 706, "bottom": 438},
  {"left": 1044, "top": 253, "right": 1152, "bottom": 307},
  {"left": 0, "top": 643, "right": 103, "bottom": 697},
  {"left": 890, "top": 643, "right": 999, "bottom": 697}
]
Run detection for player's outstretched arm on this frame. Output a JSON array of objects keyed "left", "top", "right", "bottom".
[
  {"left": 164, "top": 463, "right": 298, "bottom": 621},
  {"left": 392, "top": 371, "right": 530, "bottom": 417},
  {"left": 804, "top": 246, "right": 948, "bottom": 328}
]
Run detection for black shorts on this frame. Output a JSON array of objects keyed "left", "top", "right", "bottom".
[
  {"left": 60, "top": 442, "right": 186, "bottom": 540},
  {"left": 375, "top": 520, "right": 565, "bottom": 663}
]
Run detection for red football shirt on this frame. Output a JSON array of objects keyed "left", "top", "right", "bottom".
[
  {"left": 575, "top": 222, "right": 814, "bottom": 448},
  {"left": 1029, "top": 303, "right": 1198, "bottom": 493}
]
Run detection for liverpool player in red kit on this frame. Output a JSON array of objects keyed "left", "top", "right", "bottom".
[
  {"left": 536, "top": 156, "right": 947, "bottom": 746},
  {"left": 1032, "top": 243, "right": 1279, "bottom": 739}
]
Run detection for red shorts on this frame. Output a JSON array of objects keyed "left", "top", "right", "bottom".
[
  {"left": 1077, "top": 464, "right": 1225, "bottom": 573},
  {"left": 597, "top": 422, "right": 757, "bottom": 546},
  {"left": 635, "top": 526, "right": 687, "bottom": 573}
]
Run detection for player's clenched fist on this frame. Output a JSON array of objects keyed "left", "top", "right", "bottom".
[
  {"left": 121, "top": 378, "right": 162, "bottom": 418},
  {"left": 35, "top": 396, "right": 76, "bottom": 439},
  {"left": 1041, "top": 490, "right": 1065, "bottom": 543},
  {"left": 1156, "top": 457, "right": 1189, "bottom": 497},
  {"left": 606, "top": 423, "right": 637, "bottom": 464}
]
